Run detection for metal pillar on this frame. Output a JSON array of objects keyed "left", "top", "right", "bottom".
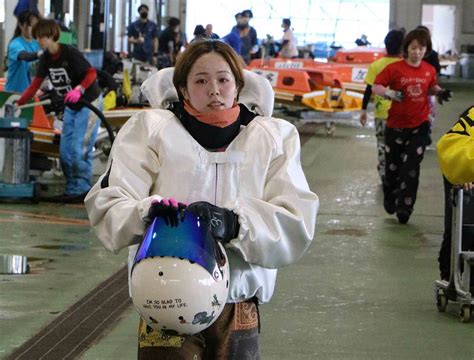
[
  {"left": 0, "top": 22, "right": 4, "bottom": 78},
  {"left": 74, "top": 0, "right": 90, "bottom": 51},
  {"left": 155, "top": 0, "right": 163, "bottom": 30},
  {"left": 103, "top": 0, "right": 110, "bottom": 66},
  {"left": 1, "top": 0, "right": 17, "bottom": 77}
]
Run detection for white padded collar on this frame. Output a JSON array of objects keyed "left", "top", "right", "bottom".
[{"left": 141, "top": 67, "right": 274, "bottom": 117}]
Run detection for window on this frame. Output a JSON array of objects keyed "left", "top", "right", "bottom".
[{"left": 186, "top": 0, "right": 389, "bottom": 49}]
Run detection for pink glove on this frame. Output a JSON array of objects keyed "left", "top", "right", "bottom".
[
  {"left": 64, "top": 88, "right": 82, "bottom": 104},
  {"left": 148, "top": 198, "right": 187, "bottom": 227}
]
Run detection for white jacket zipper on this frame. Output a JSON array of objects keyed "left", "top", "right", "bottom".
[{"left": 214, "top": 163, "right": 219, "bottom": 204}]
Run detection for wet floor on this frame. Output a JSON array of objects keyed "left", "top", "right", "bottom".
[{"left": 1, "top": 79, "right": 474, "bottom": 359}]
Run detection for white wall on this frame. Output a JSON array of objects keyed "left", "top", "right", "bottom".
[
  {"left": 432, "top": 5, "right": 455, "bottom": 54},
  {"left": 390, "top": 0, "right": 474, "bottom": 54},
  {"left": 3, "top": 0, "right": 18, "bottom": 53}
]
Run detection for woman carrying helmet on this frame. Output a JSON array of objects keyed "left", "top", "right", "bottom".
[{"left": 85, "top": 40, "right": 318, "bottom": 359}]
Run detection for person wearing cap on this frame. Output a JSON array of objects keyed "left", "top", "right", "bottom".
[
  {"left": 232, "top": 10, "right": 258, "bottom": 64},
  {"left": 127, "top": 4, "right": 159, "bottom": 65},
  {"left": 191, "top": 24, "right": 207, "bottom": 43},
  {"left": 279, "top": 18, "right": 298, "bottom": 59}
]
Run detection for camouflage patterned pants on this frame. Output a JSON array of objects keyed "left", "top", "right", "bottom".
[{"left": 137, "top": 299, "right": 260, "bottom": 360}]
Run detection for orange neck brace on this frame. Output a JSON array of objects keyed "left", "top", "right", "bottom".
[{"left": 183, "top": 101, "right": 240, "bottom": 128}]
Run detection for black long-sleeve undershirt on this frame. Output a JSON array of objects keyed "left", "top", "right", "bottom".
[
  {"left": 362, "top": 84, "right": 372, "bottom": 110},
  {"left": 17, "top": 50, "right": 39, "bottom": 62}
]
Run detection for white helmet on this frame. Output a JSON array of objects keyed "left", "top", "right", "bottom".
[{"left": 131, "top": 211, "right": 230, "bottom": 335}]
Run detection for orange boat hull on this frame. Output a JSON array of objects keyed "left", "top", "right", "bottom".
[{"left": 247, "top": 47, "right": 385, "bottom": 111}]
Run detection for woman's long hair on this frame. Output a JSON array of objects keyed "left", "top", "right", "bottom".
[{"left": 4, "top": 11, "right": 39, "bottom": 71}]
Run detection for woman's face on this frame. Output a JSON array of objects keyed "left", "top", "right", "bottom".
[
  {"left": 19, "top": 22, "right": 33, "bottom": 39},
  {"left": 182, "top": 52, "right": 238, "bottom": 113},
  {"left": 407, "top": 39, "right": 427, "bottom": 65},
  {"left": 20, "top": 16, "right": 38, "bottom": 40}
]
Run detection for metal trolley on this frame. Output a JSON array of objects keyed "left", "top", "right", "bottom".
[{"left": 434, "top": 187, "right": 474, "bottom": 322}]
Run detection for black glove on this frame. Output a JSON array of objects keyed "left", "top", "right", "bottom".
[
  {"left": 187, "top": 201, "right": 239, "bottom": 243},
  {"left": 147, "top": 198, "right": 187, "bottom": 227},
  {"left": 437, "top": 89, "right": 452, "bottom": 105}
]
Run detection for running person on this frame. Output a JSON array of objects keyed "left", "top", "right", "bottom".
[{"left": 373, "top": 28, "right": 452, "bottom": 223}]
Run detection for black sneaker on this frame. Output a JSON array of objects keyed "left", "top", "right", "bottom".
[
  {"left": 384, "top": 199, "right": 396, "bottom": 215},
  {"left": 396, "top": 210, "right": 410, "bottom": 224},
  {"left": 383, "top": 183, "right": 397, "bottom": 215},
  {"left": 426, "top": 134, "right": 432, "bottom": 147},
  {"left": 439, "top": 268, "right": 450, "bottom": 282}
]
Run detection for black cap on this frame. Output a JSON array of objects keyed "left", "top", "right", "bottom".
[
  {"left": 137, "top": 4, "right": 148, "bottom": 12},
  {"left": 241, "top": 9, "right": 253, "bottom": 18},
  {"left": 168, "top": 17, "right": 180, "bottom": 27},
  {"left": 194, "top": 25, "right": 206, "bottom": 36}
]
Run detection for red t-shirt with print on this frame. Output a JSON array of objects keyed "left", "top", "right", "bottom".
[{"left": 374, "top": 60, "right": 437, "bottom": 128}]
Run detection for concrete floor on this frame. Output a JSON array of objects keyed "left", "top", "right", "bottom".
[{"left": 1, "top": 78, "right": 473, "bottom": 359}]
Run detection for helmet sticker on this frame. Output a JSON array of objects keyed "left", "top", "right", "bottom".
[
  {"left": 192, "top": 311, "right": 216, "bottom": 325},
  {"left": 211, "top": 294, "right": 222, "bottom": 308},
  {"left": 142, "top": 298, "right": 189, "bottom": 311}
]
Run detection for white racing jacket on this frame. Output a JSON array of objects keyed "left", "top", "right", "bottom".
[{"left": 85, "top": 68, "right": 319, "bottom": 304}]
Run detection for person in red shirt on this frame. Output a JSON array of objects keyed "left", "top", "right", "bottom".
[{"left": 373, "top": 28, "right": 452, "bottom": 224}]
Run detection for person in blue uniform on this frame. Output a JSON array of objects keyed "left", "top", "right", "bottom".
[{"left": 127, "top": 4, "right": 159, "bottom": 65}]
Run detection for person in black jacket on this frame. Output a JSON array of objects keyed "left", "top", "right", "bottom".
[
  {"left": 417, "top": 25, "right": 441, "bottom": 146},
  {"left": 417, "top": 26, "right": 441, "bottom": 74},
  {"left": 158, "top": 17, "right": 187, "bottom": 68}
]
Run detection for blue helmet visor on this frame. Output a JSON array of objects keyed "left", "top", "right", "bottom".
[{"left": 133, "top": 211, "right": 222, "bottom": 279}]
